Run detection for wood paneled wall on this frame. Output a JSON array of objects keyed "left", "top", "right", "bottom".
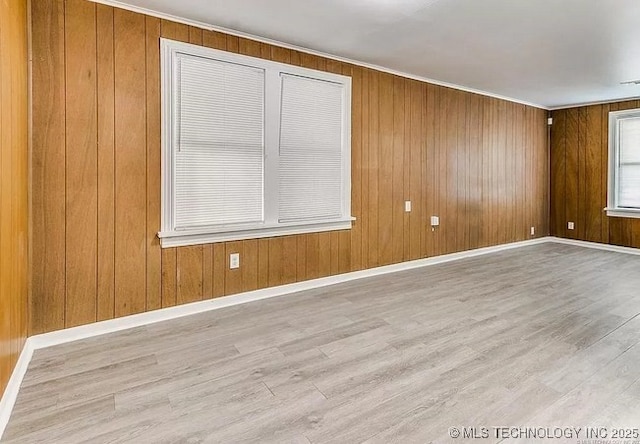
[
  {"left": 30, "top": 0, "right": 549, "bottom": 335},
  {"left": 550, "top": 100, "right": 640, "bottom": 248},
  {"left": 0, "top": 0, "right": 29, "bottom": 394}
]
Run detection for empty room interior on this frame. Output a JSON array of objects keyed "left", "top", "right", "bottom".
[{"left": 2, "top": 0, "right": 640, "bottom": 442}]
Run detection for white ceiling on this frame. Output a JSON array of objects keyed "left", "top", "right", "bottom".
[{"left": 107, "top": 0, "right": 640, "bottom": 109}]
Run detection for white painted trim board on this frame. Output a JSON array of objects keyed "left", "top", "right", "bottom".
[
  {"left": 1, "top": 235, "right": 639, "bottom": 439},
  {"left": 0, "top": 339, "right": 33, "bottom": 440}
]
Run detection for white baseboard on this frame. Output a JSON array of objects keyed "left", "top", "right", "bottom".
[
  {"left": 548, "top": 236, "right": 640, "bottom": 256},
  {"left": 1, "top": 235, "right": 638, "bottom": 439},
  {"left": 0, "top": 338, "right": 33, "bottom": 439}
]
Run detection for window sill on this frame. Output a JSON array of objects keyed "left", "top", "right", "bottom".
[
  {"left": 158, "top": 218, "right": 355, "bottom": 248},
  {"left": 605, "top": 208, "right": 640, "bottom": 219}
]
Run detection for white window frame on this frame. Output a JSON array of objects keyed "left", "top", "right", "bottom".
[
  {"left": 606, "top": 108, "right": 640, "bottom": 219},
  {"left": 158, "top": 39, "right": 353, "bottom": 247}
]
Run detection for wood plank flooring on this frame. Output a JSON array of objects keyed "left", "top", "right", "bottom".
[{"left": 4, "top": 243, "right": 640, "bottom": 443}]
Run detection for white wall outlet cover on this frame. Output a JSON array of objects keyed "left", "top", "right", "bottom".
[
  {"left": 431, "top": 216, "right": 440, "bottom": 226},
  {"left": 405, "top": 201, "right": 412, "bottom": 212},
  {"left": 230, "top": 253, "right": 240, "bottom": 269},
  {"left": 568, "top": 222, "right": 575, "bottom": 230},
  {"left": 530, "top": 227, "right": 535, "bottom": 236}
]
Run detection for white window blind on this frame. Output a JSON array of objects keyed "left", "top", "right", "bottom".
[
  {"left": 174, "top": 54, "right": 265, "bottom": 229},
  {"left": 279, "top": 75, "right": 345, "bottom": 222},
  {"left": 160, "top": 39, "right": 352, "bottom": 247},
  {"left": 618, "top": 118, "right": 640, "bottom": 209}
]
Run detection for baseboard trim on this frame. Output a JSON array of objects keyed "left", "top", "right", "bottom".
[
  {"left": 548, "top": 236, "right": 640, "bottom": 256},
  {"left": 0, "top": 338, "right": 33, "bottom": 439},
  {"left": 1, "top": 235, "right": 638, "bottom": 439}
]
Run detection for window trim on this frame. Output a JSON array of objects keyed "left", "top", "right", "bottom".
[
  {"left": 159, "top": 39, "right": 353, "bottom": 247},
  {"left": 606, "top": 108, "right": 640, "bottom": 219}
]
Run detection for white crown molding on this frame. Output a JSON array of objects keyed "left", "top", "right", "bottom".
[
  {"left": 548, "top": 96, "right": 640, "bottom": 111},
  {"left": 2, "top": 235, "right": 639, "bottom": 439},
  {"left": 87, "top": 0, "right": 548, "bottom": 111}
]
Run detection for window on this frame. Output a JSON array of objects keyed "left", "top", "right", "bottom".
[
  {"left": 607, "top": 109, "right": 640, "bottom": 218},
  {"left": 159, "top": 39, "right": 352, "bottom": 247}
]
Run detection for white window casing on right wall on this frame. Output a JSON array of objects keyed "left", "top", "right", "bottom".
[{"left": 607, "top": 108, "right": 640, "bottom": 219}]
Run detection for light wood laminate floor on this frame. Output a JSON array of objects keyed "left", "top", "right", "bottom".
[{"left": 4, "top": 243, "right": 640, "bottom": 443}]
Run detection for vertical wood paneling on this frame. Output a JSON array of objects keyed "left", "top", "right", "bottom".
[
  {"left": 456, "top": 91, "right": 467, "bottom": 252},
  {"left": 584, "top": 106, "right": 602, "bottom": 242},
  {"left": 350, "top": 66, "right": 363, "bottom": 271},
  {"left": 409, "top": 80, "right": 423, "bottom": 260},
  {"left": 360, "top": 69, "right": 370, "bottom": 267},
  {"left": 498, "top": 101, "right": 508, "bottom": 246},
  {"left": 268, "top": 238, "right": 283, "bottom": 286},
  {"left": 550, "top": 110, "right": 566, "bottom": 237},
  {"left": 15, "top": 0, "right": 29, "bottom": 374},
  {"left": 96, "top": 4, "right": 116, "bottom": 321},
  {"left": 177, "top": 247, "right": 203, "bottom": 304},
  {"left": 514, "top": 105, "right": 524, "bottom": 241},
  {"left": 188, "top": 26, "right": 202, "bottom": 45},
  {"left": 329, "top": 232, "right": 340, "bottom": 275},
  {"left": 0, "top": 0, "right": 28, "bottom": 395},
  {"left": 239, "top": 37, "right": 262, "bottom": 58},
  {"left": 444, "top": 89, "right": 458, "bottom": 253},
  {"left": 114, "top": 9, "right": 147, "bottom": 316},
  {"left": 565, "top": 108, "right": 579, "bottom": 239},
  {"left": 203, "top": 245, "right": 213, "bottom": 297},
  {"left": 202, "top": 30, "right": 226, "bottom": 50},
  {"left": 480, "top": 96, "right": 492, "bottom": 247},
  {"left": 31, "top": 0, "right": 66, "bottom": 334},
  {"left": 601, "top": 104, "right": 611, "bottom": 244},
  {"left": 242, "top": 240, "right": 259, "bottom": 292},
  {"left": 64, "top": 0, "right": 98, "bottom": 327},
  {"left": 281, "top": 236, "right": 298, "bottom": 284},
  {"left": 402, "top": 80, "right": 411, "bottom": 261},
  {"left": 577, "top": 107, "right": 587, "bottom": 240},
  {"left": 392, "top": 77, "right": 405, "bottom": 263},
  {"left": 468, "top": 94, "right": 482, "bottom": 248},
  {"left": 423, "top": 85, "right": 442, "bottom": 256},
  {"left": 257, "top": 239, "right": 269, "bottom": 288},
  {"left": 338, "top": 230, "right": 351, "bottom": 274},
  {"left": 295, "top": 236, "right": 307, "bottom": 281},
  {"left": 160, "top": 19, "right": 188, "bottom": 43},
  {"left": 367, "top": 70, "right": 380, "bottom": 268},
  {"left": 30, "top": 3, "right": 551, "bottom": 335},
  {"left": 161, "top": 248, "right": 176, "bottom": 307},
  {"left": 540, "top": 109, "right": 550, "bottom": 235},
  {"left": 212, "top": 243, "right": 226, "bottom": 297},
  {"left": 146, "top": 16, "right": 162, "bottom": 311},
  {"left": 550, "top": 100, "right": 640, "bottom": 249},
  {"left": 525, "top": 107, "right": 533, "bottom": 241},
  {"left": 507, "top": 103, "right": 516, "bottom": 243},
  {"left": 378, "top": 74, "right": 394, "bottom": 265},
  {"left": 318, "top": 232, "right": 331, "bottom": 277},
  {"left": 305, "top": 234, "right": 319, "bottom": 280}
]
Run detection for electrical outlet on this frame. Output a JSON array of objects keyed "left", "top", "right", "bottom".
[
  {"left": 568, "top": 222, "right": 575, "bottom": 230},
  {"left": 430, "top": 216, "right": 440, "bottom": 226},
  {"left": 229, "top": 253, "right": 240, "bottom": 269},
  {"left": 530, "top": 226, "right": 535, "bottom": 236},
  {"left": 405, "top": 201, "right": 412, "bottom": 212}
]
